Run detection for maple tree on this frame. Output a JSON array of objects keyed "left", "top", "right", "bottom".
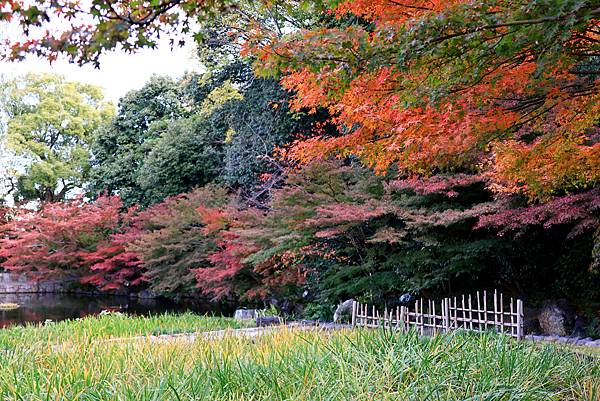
[
  {"left": 1, "top": 0, "right": 227, "bottom": 66},
  {"left": 0, "top": 0, "right": 321, "bottom": 66},
  {"left": 81, "top": 206, "right": 145, "bottom": 291},
  {"left": 196, "top": 161, "right": 491, "bottom": 306},
  {"left": 0, "top": 195, "right": 124, "bottom": 281},
  {"left": 249, "top": 0, "right": 600, "bottom": 200},
  {"left": 131, "top": 186, "right": 231, "bottom": 295},
  {"left": 194, "top": 160, "right": 381, "bottom": 301}
]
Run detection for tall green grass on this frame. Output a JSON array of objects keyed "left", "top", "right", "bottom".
[
  {"left": 0, "top": 325, "right": 598, "bottom": 400},
  {"left": 0, "top": 312, "right": 248, "bottom": 350}
]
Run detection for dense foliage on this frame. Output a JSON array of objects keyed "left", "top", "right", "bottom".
[
  {"left": 0, "top": 195, "right": 125, "bottom": 281},
  {"left": 0, "top": 0, "right": 598, "bottom": 324},
  {"left": 90, "top": 59, "right": 323, "bottom": 206},
  {"left": 89, "top": 76, "right": 189, "bottom": 206},
  {"left": 2, "top": 161, "right": 597, "bottom": 319},
  {"left": 250, "top": 0, "right": 600, "bottom": 201}
]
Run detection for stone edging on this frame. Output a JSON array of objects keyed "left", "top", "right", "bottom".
[{"left": 526, "top": 334, "right": 600, "bottom": 348}]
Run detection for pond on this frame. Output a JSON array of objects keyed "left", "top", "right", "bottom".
[{"left": 0, "top": 293, "right": 236, "bottom": 328}]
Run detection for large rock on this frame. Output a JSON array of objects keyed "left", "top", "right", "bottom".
[
  {"left": 234, "top": 309, "right": 257, "bottom": 320},
  {"left": 333, "top": 299, "right": 355, "bottom": 323},
  {"left": 268, "top": 298, "right": 302, "bottom": 317},
  {"left": 256, "top": 316, "right": 282, "bottom": 327},
  {"left": 538, "top": 300, "right": 575, "bottom": 336}
]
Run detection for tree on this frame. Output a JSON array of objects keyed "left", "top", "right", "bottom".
[
  {"left": 194, "top": 159, "right": 598, "bottom": 314},
  {"left": 136, "top": 115, "right": 226, "bottom": 205},
  {"left": 131, "top": 186, "right": 231, "bottom": 295},
  {"left": 189, "top": 10, "right": 337, "bottom": 205},
  {"left": 250, "top": 0, "right": 600, "bottom": 200},
  {"left": 0, "top": 73, "right": 114, "bottom": 202},
  {"left": 219, "top": 72, "right": 335, "bottom": 205},
  {"left": 0, "top": 195, "right": 124, "bottom": 282},
  {"left": 90, "top": 55, "right": 331, "bottom": 207},
  {"left": 0, "top": 0, "right": 322, "bottom": 66},
  {"left": 89, "top": 75, "right": 189, "bottom": 206}
]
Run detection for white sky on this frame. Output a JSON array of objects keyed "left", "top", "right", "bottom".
[
  {"left": 0, "top": 26, "right": 201, "bottom": 205},
  {"left": 0, "top": 35, "right": 199, "bottom": 105},
  {"left": 0, "top": 41, "right": 201, "bottom": 105}
]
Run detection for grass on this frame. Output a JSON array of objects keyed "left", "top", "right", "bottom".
[
  {"left": 0, "top": 312, "right": 250, "bottom": 349},
  {"left": 0, "top": 320, "right": 598, "bottom": 400}
]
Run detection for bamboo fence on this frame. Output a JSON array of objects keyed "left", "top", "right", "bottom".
[{"left": 351, "top": 290, "right": 524, "bottom": 339}]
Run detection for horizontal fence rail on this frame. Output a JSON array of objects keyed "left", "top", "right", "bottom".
[{"left": 352, "top": 290, "right": 523, "bottom": 339}]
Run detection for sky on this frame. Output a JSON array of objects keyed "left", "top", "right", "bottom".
[
  {"left": 0, "top": 41, "right": 201, "bottom": 105},
  {"left": 0, "top": 27, "right": 201, "bottom": 205}
]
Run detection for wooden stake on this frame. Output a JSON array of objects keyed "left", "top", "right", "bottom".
[
  {"left": 483, "top": 291, "right": 488, "bottom": 331},
  {"left": 510, "top": 298, "right": 515, "bottom": 337},
  {"left": 500, "top": 292, "right": 504, "bottom": 334},
  {"left": 516, "top": 299, "right": 524, "bottom": 340},
  {"left": 461, "top": 295, "right": 466, "bottom": 330},
  {"left": 444, "top": 298, "right": 450, "bottom": 332},
  {"left": 468, "top": 294, "right": 473, "bottom": 331},
  {"left": 476, "top": 291, "right": 482, "bottom": 332},
  {"left": 494, "top": 289, "right": 498, "bottom": 331}
]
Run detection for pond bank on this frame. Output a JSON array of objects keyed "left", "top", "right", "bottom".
[
  {"left": 0, "top": 273, "right": 69, "bottom": 294},
  {"left": 0, "top": 292, "right": 236, "bottom": 328}
]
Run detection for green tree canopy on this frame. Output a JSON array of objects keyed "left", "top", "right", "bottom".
[
  {"left": 0, "top": 73, "right": 114, "bottom": 203},
  {"left": 137, "top": 115, "right": 227, "bottom": 205},
  {"left": 89, "top": 75, "right": 189, "bottom": 206}
]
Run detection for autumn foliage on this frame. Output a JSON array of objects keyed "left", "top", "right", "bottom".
[
  {"left": 249, "top": 0, "right": 600, "bottom": 200},
  {"left": 0, "top": 196, "right": 124, "bottom": 281},
  {"left": 1, "top": 0, "right": 599, "bottom": 316},
  {"left": 0, "top": 160, "right": 598, "bottom": 314}
]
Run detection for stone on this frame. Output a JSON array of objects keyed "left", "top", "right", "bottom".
[
  {"left": 234, "top": 309, "right": 257, "bottom": 320},
  {"left": 538, "top": 300, "right": 575, "bottom": 336},
  {"left": 136, "top": 289, "right": 159, "bottom": 299},
  {"left": 268, "top": 298, "right": 302, "bottom": 317},
  {"left": 256, "top": 316, "right": 281, "bottom": 327},
  {"left": 333, "top": 299, "right": 355, "bottom": 323}
]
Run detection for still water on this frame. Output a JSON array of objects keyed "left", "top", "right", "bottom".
[{"left": 0, "top": 293, "right": 235, "bottom": 328}]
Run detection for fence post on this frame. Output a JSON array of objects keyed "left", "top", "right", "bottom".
[
  {"left": 400, "top": 306, "right": 406, "bottom": 332},
  {"left": 516, "top": 299, "right": 523, "bottom": 340},
  {"left": 444, "top": 298, "right": 450, "bottom": 332},
  {"left": 351, "top": 301, "right": 357, "bottom": 327}
]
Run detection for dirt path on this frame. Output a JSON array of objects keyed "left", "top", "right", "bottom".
[
  {"left": 113, "top": 322, "right": 350, "bottom": 344},
  {"left": 51, "top": 322, "right": 350, "bottom": 352}
]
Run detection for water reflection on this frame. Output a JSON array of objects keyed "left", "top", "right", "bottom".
[{"left": 0, "top": 293, "right": 236, "bottom": 328}]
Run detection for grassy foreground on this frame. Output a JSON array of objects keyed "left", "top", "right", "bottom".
[{"left": 1, "top": 319, "right": 598, "bottom": 401}]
